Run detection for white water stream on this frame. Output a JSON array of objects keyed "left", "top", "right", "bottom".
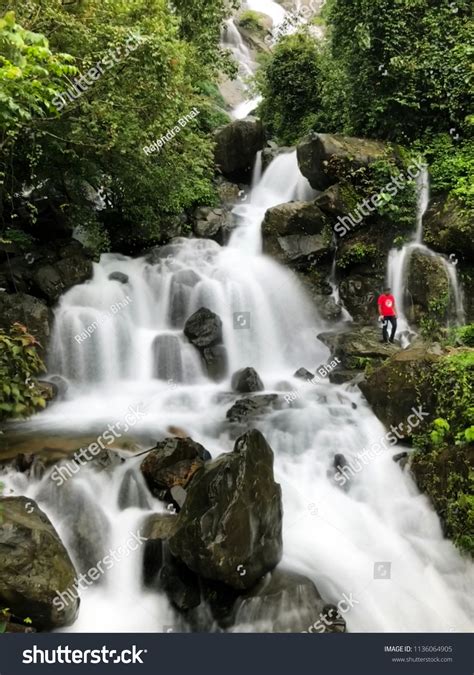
[
  {"left": 2, "top": 151, "right": 473, "bottom": 634},
  {"left": 387, "top": 167, "right": 465, "bottom": 345}
]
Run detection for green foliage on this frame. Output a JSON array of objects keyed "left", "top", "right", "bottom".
[
  {"left": 447, "top": 323, "right": 474, "bottom": 347},
  {"left": 256, "top": 0, "right": 473, "bottom": 148},
  {"left": 256, "top": 32, "right": 323, "bottom": 144},
  {"left": 0, "top": 226, "right": 33, "bottom": 249},
  {"left": 0, "top": 10, "right": 76, "bottom": 144},
  {"left": 239, "top": 10, "right": 266, "bottom": 34},
  {"left": 412, "top": 349, "right": 474, "bottom": 555},
  {"left": 419, "top": 134, "right": 474, "bottom": 215},
  {"left": 330, "top": 152, "right": 419, "bottom": 230},
  {"left": 327, "top": 0, "right": 473, "bottom": 143},
  {"left": 429, "top": 417, "right": 450, "bottom": 445},
  {"left": 446, "top": 491, "right": 474, "bottom": 555},
  {"left": 0, "top": 322, "right": 47, "bottom": 420},
  {"left": 0, "top": 1, "right": 233, "bottom": 251},
  {"left": 338, "top": 242, "right": 377, "bottom": 269},
  {"left": 419, "top": 295, "right": 450, "bottom": 342}
]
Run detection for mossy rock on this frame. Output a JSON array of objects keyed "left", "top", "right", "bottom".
[
  {"left": 424, "top": 193, "right": 474, "bottom": 260},
  {"left": 410, "top": 443, "right": 474, "bottom": 555},
  {"left": 359, "top": 344, "right": 440, "bottom": 436},
  {"left": 0, "top": 497, "right": 78, "bottom": 630}
]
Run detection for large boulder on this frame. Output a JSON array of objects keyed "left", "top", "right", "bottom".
[
  {"left": 33, "top": 256, "right": 92, "bottom": 304},
  {"left": 226, "top": 394, "right": 278, "bottom": 423},
  {"left": 0, "top": 292, "right": 51, "bottom": 355},
  {"left": 338, "top": 274, "right": 381, "bottom": 324},
  {"left": 184, "top": 307, "right": 228, "bottom": 381},
  {"left": 184, "top": 307, "right": 223, "bottom": 349},
  {"left": 230, "top": 569, "right": 345, "bottom": 633},
  {"left": 359, "top": 344, "right": 439, "bottom": 435},
  {"left": 141, "top": 437, "right": 211, "bottom": 497},
  {"left": 297, "top": 133, "right": 389, "bottom": 191},
  {"left": 231, "top": 367, "right": 264, "bottom": 393},
  {"left": 262, "top": 201, "right": 328, "bottom": 237},
  {"left": 405, "top": 248, "right": 451, "bottom": 325},
  {"left": 169, "top": 429, "right": 283, "bottom": 590},
  {"left": 317, "top": 327, "right": 397, "bottom": 370},
  {"left": 214, "top": 117, "right": 265, "bottom": 181},
  {"left": 262, "top": 200, "right": 331, "bottom": 265},
  {"left": 0, "top": 497, "right": 78, "bottom": 630},
  {"left": 423, "top": 194, "right": 474, "bottom": 260},
  {"left": 140, "top": 514, "right": 177, "bottom": 588},
  {"left": 315, "top": 183, "right": 357, "bottom": 218},
  {"left": 193, "top": 207, "right": 233, "bottom": 244}
]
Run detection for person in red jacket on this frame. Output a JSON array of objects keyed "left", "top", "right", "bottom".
[{"left": 378, "top": 287, "right": 397, "bottom": 343}]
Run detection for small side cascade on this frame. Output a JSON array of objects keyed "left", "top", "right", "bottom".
[{"left": 387, "top": 167, "right": 465, "bottom": 345}]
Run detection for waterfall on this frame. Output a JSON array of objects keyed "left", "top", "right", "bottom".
[
  {"left": 220, "top": 1, "right": 288, "bottom": 119},
  {"left": 2, "top": 151, "right": 473, "bottom": 634},
  {"left": 387, "top": 168, "right": 465, "bottom": 344},
  {"left": 229, "top": 150, "right": 315, "bottom": 254}
]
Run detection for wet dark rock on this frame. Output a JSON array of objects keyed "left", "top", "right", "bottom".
[
  {"left": 32, "top": 255, "right": 92, "bottom": 304},
  {"left": 294, "top": 367, "right": 314, "bottom": 381},
  {"left": 214, "top": 116, "right": 265, "bottom": 181},
  {"left": 319, "top": 604, "right": 347, "bottom": 633},
  {"left": 202, "top": 345, "right": 228, "bottom": 382},
  {"left": 297, "top": 132, "right": 389, "bottom": 191},
  {"left": 405, "top": 249, "right": 451, "bottom": 326},
  {"left": 169, "top": 429, "right": 283, "bottom": 590},
  {"left": 262, "top": 200, "right": 328, "bottom": 237},
  {"left": 108, "top": 271, "right": 129, "bottom": 284},
  {"left": 262, "top": 200, "right": 331, "bottom": 265},
  {"left": 140, "top": 514, "right": 177, "bottom": 589},
  {"left": 184, "top": 307, "right": 223, "bottom": 349},
  {"left": 393, "top": 452, "right": 409, "bottom": 469},
  {"left": 231, "top": 367, "right": 264, "bottom": 393},
  {"left": 230, "top": 569, "right": 344, "bottom": 633},
  {"left": 0, "top": 497, "right": 78, "bottom": 630},
  {"left": 315, "top": 183, "right": 356, "bottom": 218},
  {"left": 226, "top": 394, "right": 278, "bottom": 423},
  {"left": 317, "top": 327, "right": 398, "bottom": 370},
  {"left": 338, "top": 275, "right": 381, "bottom": 324},
  {"left": 161, "top": 551, "right": 201, "bottom": 611},
  {"left": 423, "top": 193, "right": 474, "bottom": 260},
  {"left": 334, "top": 454, "right": 348, "bottom": 471},
  {"left": 329, "top": 369, "right": 364, "bottom": 385},
  {"left": 141, "top": 437, "right": 210, "bottom": 497},
  {"left": 193, "top": 207, "right": 233, "bottom": 244},
  {"left": 184, "top": 308, "right": 227, "bottom": 380},
  {"left": 359, "top": 344, "right": 438, "bottom": 437}
]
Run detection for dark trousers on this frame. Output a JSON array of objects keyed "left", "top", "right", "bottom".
[{"left": 382, "top": 316, "right": 397, "bottom": 342}]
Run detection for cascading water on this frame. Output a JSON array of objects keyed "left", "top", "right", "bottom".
[
  {"left": 220, "top": 1, "right": 288, "bottom": 119},
  {"left": 220, "top": 18, "right": 260, "bottom": 120},
  {"left": 387, "top": 167, "right": 465, "bottom": 345},
  {"left": 230, "top": 150, "right": 315, "bottom": 253},
  {"left": 2, "top": 151, "right": 473, "bottom": 634}
]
